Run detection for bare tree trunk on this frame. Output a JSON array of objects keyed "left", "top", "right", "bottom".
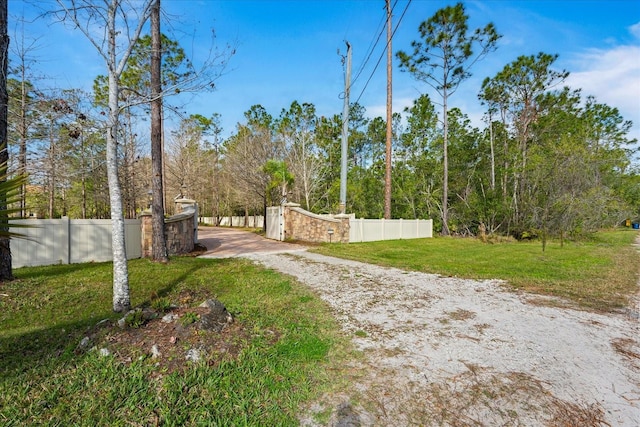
[
  {"left": 48, "top": 123, "right": 56, "bottom": 218},
  {"left": 150, "top": 0, "right": 168, "bottom": 262},
  {"left": 81, "top": 171, "right": 87, "bottom": 218},
  {"left": 106, "top": 9, "right": 130, "bottom": 313},
  {"left": 19, "top": 67, "right": 27, "bottom": 218},
  {"left": 0, "top": 0, "right": 11, "bottom": 280},
  {"left": 501, "top": 109, "right": 509, "bottom": 203},
  {"left": 442, "top": 87, "right": 450, "bottom": 236},
  {"left": 107, "top": 81, "right": 129, "bottom": 311},
  {"left": 53, "top": 0, "right": 153, "bottom": 310},
  {"left": 488, "top": 111, "right": 495, "bottom": 191}
]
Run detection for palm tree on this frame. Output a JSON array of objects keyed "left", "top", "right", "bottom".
[{"left": 0, "top": 171, "right": 29, "bottom": 238}]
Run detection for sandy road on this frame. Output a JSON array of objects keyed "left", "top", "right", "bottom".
[
  {"left": 245, "top": 251, "right": 640, "bottom": 426},
  {"left": 197, "top": 227, "right": 640, "bottom": 425}
]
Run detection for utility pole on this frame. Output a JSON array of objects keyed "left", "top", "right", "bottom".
[
  {"left": 339, "top": 41, "right": 351, "bottom": 214},
  {"left": 384, "top": 0, "right": 393, "bottom": 219}
]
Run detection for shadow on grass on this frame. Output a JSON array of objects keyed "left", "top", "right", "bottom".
[
  {"left": 13, "top": 260, "right": 114, "bottom": 280},
  {"left": 1, "top": 257, "right": 225, "bottom": 379},
  {"left": 0, "top": 317, "right": 104, "bottom": 378}
]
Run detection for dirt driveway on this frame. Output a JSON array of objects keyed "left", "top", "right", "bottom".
[{"left": 198, "top": 228, "right": 640, "bottom": 426}]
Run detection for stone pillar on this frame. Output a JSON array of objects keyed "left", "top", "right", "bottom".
[
  {"left": 334, "top": 214, "right": 351, "bottom": 243},
  {"left": 139, "top": 211, "right": 153, "bottom": 258}
]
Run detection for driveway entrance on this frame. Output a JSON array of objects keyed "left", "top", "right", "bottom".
[{"left": 197, "top": 227, "right": 307, "bottom": 259}]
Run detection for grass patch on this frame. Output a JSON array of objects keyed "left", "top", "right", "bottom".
[
  {"left": 312, "top": 229, "right": 640, "bottom": 311},
  {"left": 0, "top": 257, "right": 350, "bottom": 426}
]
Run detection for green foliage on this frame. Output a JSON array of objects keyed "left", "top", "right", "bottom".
[
  {"left": 397, "top": 2, "right": 501, "bottom": 234},
  {"left": 0, "top": 170, "right": 29, "bottom": 238},
  {"left": 179, "top": 311, "right": 199, "bottom": 326},
  {"left": 396, "top": 3, "right": 501, "bottom": 93},
  {"left": 151, "top": 297, "right": 172, "bottom": 312},
  {"left": 124, "top": 309, "right": 145, "bottom": 328},
  {"left": 263, "top": 159, "right": 295, "bottom": 206},
  {"left": 93, "top": 33, "right": 192, "bottom": 107},
  {"left": 12, "top": 5, "right": 639, "bottom": 240}
]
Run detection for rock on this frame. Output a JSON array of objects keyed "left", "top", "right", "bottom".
[
  {"left": 99, "top": 348, "right": 111, "bottom": 357},
  {"left": 151, "top": 344, "right": 161, "bottom": 359},
  {"left": 161, "top": 313, "right": 179, "bottom": 323},
  {"left": 117, "top": 317, "right": 127, "bottom": 329},
  {"left": 335, "top": 402, "right": 361, "bottom": 427},
  {"left": 199, "top": 299, "right": 233, "bottom": 332},
  {"left": 142, "top": 308, "right": 158, "bottom": 321},
  {"left": 78, "top": 336, "right": 91, "bottom": 349},
  {"left": 185, "top": 348, "right": 201, "bottom": 362}
]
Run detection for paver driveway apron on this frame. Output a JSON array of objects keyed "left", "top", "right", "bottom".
[{"left": 197, "top": 227, "right": 307, "bottom": 258}]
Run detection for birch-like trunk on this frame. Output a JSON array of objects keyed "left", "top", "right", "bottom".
[
  {"left": 55, "top": 0, "right": 152, "bottom": 310},
  {"left": 108, "top": 73, "right": 130, "bottom": 312},
  {"left": 106, "top": 7, "right": 130, "bottom": 313},
  {"left": 441, "top": 86, "right": 450, "bottom": 236}
]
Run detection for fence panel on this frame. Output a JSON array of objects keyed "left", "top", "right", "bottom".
[
  {"left": 11, "top": 218, "right": 141, "bottom": 268},
  {"left": 11, "top": 219, "right": 70, "bottom": 267},
  {"left": 350, "top": 218, "right": 433, "bottom": 243},
  {"left": 384, "top": 220, "right": 402, "bottom": 240}
]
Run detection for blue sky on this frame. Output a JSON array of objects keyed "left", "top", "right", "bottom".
[{"left": 9, "top": 0, "right": 640, "bottom": 143}]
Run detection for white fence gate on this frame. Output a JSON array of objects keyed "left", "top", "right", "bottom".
[
  {"left": 199, "top": 215, "right": 264, "bottom": 228},
  {"left": 265, "top": 206, "right": 283, "bottom": 241},
  {"left": 10, "top": 218, "right": 142, "bottom": 268}
]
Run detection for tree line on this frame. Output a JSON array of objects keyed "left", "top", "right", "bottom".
[{"left": 6, "top": 2, "right": 638, "bottom": 243}]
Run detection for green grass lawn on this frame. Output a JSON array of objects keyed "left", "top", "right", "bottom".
[
  {"left": 0, "top": 257, "right": 349, "bottom": 426},
  {"left": 312, "top": 229, "right": 640, "bottom": 311}
]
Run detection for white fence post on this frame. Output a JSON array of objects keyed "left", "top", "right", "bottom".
[{"left": 63, "top": 216, "right": 71, "bottom": 265}]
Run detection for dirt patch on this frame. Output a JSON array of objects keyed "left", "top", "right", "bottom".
[
  {"left": 80, "top": 295, "right": 261, "bottom": 376},
  {"left": 244, "top": 251, "right": 640, "bottom": 426}
]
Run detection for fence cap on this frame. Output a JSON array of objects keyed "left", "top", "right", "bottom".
[{"left": 175, "top": 198, "right": 196, "bottom": 204}]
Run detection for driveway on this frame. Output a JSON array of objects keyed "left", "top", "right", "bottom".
[
  {"left": 247, "top": 250, "right": 640, "bottom": 426},
  {"left": 196, "top": 227, "right": 640, "bottom": 425},
  {"left": 197, "top": 226, "right": 307, "bottom": 259}
]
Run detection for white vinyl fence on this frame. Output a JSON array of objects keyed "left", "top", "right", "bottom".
[
  {"left": 349, "top": 218, "right": 433, "bottom": 242},
  {"left": 10, "top": 218, "right": 142, "bottom": 268}
]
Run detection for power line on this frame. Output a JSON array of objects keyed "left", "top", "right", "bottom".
[
  {"left": 353, "top": 0, "right": 411, "bottom": 106},
  {"left": 350, "top": 1, "right": 392, "bottom": 88}
]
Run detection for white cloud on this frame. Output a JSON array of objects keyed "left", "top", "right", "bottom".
[
  {"left": 365, "top": 96, "right": 416, "bottom": 121},
  {"left": 565, "top": 45, "right": 640, "bottom": 141},
  {"left": 629, "top": 21, "right": 640, "bottom": 40}
]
